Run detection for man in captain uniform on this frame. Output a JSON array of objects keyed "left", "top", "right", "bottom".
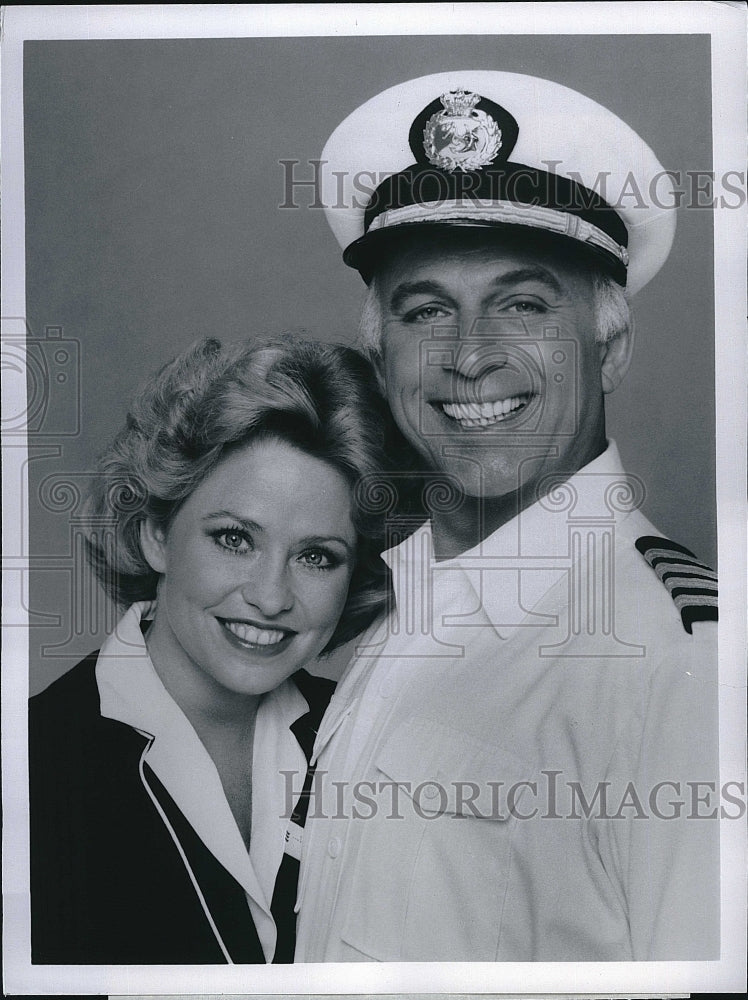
[{"left": 294, "top": 71, "right": 720, "bottom": 962}]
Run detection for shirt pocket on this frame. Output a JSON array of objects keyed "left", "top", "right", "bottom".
[{"left": 340, "top": 716, "right": 534, "bottom": 961}]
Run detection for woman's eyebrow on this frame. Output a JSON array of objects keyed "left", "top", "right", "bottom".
[
  {"left": 298, "top": 534, "right": 355, "bottom": 554},
  {"left": 202, "top": 511, "right": 263, "bottom": 532},
  {"left": 203, "top": 516, "right": 354, "bottom": 554}
]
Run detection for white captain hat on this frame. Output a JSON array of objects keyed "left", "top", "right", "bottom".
[{"left": 320, "top": 70, "right": 676, "bottom": 294}]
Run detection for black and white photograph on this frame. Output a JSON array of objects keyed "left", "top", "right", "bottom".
[{"left": 2, "top": 3, "right": 746, "bottom": 996}]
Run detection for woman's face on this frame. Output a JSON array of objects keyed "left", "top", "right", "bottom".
[{"left": 141, "top": 437, "right": 357, "bottom": 707}]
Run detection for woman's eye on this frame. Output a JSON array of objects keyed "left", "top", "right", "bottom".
[
  {"left": 213, "top": 529, "right": 251, "bottom": 554},
  {"left": 299, "top": 548, "right": 336, "bottom": 570}
]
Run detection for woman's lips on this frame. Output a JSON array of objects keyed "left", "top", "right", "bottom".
[{"left": 217, "top": 617, "right": 295, "bottom": 655}]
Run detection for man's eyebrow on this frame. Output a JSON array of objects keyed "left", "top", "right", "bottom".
[
  {"left": 389, "top": 280, "right": 454, "bottom": 312},
  {"left": 490, "top": 267, "right": 565, "bottom": 296}
]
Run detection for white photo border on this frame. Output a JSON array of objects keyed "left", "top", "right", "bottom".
[{"left": 2, "top": 3, "right": 746, "bottom": 995}]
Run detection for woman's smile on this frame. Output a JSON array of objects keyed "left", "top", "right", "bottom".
[
  {"left": 141, "top": 437, "right": 357, "bottom": 705},
  {"left": 217, "top": 616, "right": 296, "bottom": 654}
]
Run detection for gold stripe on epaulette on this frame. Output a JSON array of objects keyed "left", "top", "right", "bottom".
[{"left": 635, "top": 535, "right": 718, "bottom": 634}]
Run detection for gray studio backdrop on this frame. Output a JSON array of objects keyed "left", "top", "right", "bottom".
[{"left": 24, "top": 34, "right": 715, "bottom": 694}]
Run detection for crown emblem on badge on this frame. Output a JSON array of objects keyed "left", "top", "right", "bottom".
[
  {"left": 423, "top": 89, "right": 502, "bottom": 173},
  {"left": 440, "top": 88, "right": 481, "bottom": 116}
]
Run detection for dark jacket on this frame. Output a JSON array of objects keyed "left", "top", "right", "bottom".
[{"left": 28, "top": 653, "right": 333, "bottom": 964}]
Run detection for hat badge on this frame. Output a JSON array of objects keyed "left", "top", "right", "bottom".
[{"left": 423, "top": 89, "right": 502, "bottom": 173}]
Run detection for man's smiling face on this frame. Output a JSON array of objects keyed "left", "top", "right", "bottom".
[{"left": 376, "top": 231, "right": 624, "bottom": 503}]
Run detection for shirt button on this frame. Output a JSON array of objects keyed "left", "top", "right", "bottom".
[
  {"left": 327, "top": 837, "right": 341, "bottom": 859},
  {"left": 423, "top": 782, "right": 440, "bottom": 799},
  {"left": 379, "top": 676, "right": 395, "bottom": 698}
]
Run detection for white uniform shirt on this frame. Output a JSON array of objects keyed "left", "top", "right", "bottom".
[
  {"left": 295, "top": 442, "right": 719, "bottom": 962},
  {"left": 96, "top": 602, "right": 309, "bottom": 961}
]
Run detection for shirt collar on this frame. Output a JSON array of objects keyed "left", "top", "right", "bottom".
[
  {"left": 381, "top": 441, "right": 631, "bottom": 639},
  {"left": 96, "top": 602, "right": 310, "bottom": 956},
  {"left": 97, "top": 602, "right": 309, "bottom": 740}
]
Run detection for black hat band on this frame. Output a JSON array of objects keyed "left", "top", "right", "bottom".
[{"left": 367, "top": 199, "right": 628, "bottom": 266}]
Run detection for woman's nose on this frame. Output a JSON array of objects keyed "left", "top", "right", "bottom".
[{"left": 239, "top": 560, "right": 293, "bottom": 617}]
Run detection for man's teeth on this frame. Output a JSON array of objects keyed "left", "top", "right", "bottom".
[
  {"left": 442, "top": 395, "right": 529, "bottom": 427},
  {"left": 223, "top": 621, "right": 288, "bottom": 646}
]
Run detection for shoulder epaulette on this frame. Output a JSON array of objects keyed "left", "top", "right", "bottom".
[{"left": 635, "top": 535, "right": 718, "bottom": 634}]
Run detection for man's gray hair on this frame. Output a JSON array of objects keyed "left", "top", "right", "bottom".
[{"left": 358, "top": 271, "right": 632, "bottom": 359}]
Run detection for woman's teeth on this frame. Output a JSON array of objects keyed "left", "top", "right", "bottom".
[
  {"left": 442, "top": 395, "right": 530, "bottom": 427},
  {"left": 223, "top": 621, "right": 288, "bottom": 646}
]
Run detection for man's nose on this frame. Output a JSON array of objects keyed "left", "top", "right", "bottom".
[
  {"left": 240, "top": 558, "right": 293, "bottom": 617},
  {"left": 439, "top": 311, "right": 513, "bottom": 379},
  {"left": 443, "top": 340, "right": 511, "bottom": 380}
]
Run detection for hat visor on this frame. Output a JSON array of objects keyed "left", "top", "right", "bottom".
[{"left": 343, "top": 221, "right": 627, "bottom": 286}]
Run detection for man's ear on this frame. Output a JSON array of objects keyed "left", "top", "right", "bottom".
[
  {"left": 598, "top": 325, "right": 635, "bottom": 394},
  {"left": 140, "top": 519, "right": 167, "bottom": 575}
]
